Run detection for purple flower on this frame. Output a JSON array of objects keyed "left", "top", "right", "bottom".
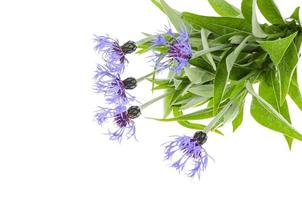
[
  {"left": 94, "top": 64, "right": 136, "bottom": 105},
  {"left": 94, "top": 35, "right": 137, "bottom": 74},
  {"left": 151, "top": 28, "right": 192, "bottom": 75},
  {"left": 163, "top": 131, "right": 212, "bottom": 178},
  {"left": 95, "top": 105, "right": 141, "bottom": 142}
]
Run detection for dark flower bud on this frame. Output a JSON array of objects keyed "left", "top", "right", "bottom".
[
  {"left": 121, "top": 41, "right": 137, "bottom": 54},
  {"left": 122, "top": 77, "right": 137, "bottom": 90},
  {"left": 127, "top": 106, "right": 141, "bottom": 119},
  {"left": 193, "top": 131, "right": 207, "bottom": 146}
]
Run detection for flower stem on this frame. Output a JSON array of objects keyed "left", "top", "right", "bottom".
[
  {"left": 203, "top": 90, "right": 246, "bottom": 134},
  {"left": 140, "top": 91, "right": 173, "bottom": 110},
  {"left": 136, "top": 71, "right": 155, "bottom": 83}
]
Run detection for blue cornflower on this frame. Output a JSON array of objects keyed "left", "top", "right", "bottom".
[
  {"left": 94, "top": 35, "right": 137, "bottom": 74},
  {"left": 151, "top": 28, "right": 192, "bottom": 75},
  {"left": 163, "top": 131, "right": 212, "bottom": 178},
  {"left": 95, "top": 105, "right": 141, "bottom": 142},
  {"left": 94, "top": 64, "right": 136, "bottom": 105}
]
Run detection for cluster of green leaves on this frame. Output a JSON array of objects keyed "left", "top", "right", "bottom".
[{"left": 138, "top": 0, "right": 302, "bottom": 149}]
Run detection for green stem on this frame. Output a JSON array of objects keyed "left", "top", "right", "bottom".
[
  {"left": 136, "top": 71, "right": 155, "bottom": 83},
  {"left": 136, "top": 67, "right": 164, "bottom": 83},
  {"left": 203, "top": 90, "right": 246, "bottom": 134},
  {"left": 192, "top": 44, "right": 232, "bottom": 59},
  {"left": 140, "top": 91, "right": 173, "bottom": 110}
]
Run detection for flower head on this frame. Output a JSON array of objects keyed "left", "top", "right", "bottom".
[
  {"left": 151, "top": 28, "right": 192, "bottom": 75},
  {"left": 95, "top": 105, "right": 141, "bottom": 142},
  {"left": 163, "top": 131, "right": 212, "bottom": 178},
  {"left": 94, "top": 64, "right": 136, "bottom": 105},
  {"left": 94, "top": 35, "right": 137, "bottom": 74}
]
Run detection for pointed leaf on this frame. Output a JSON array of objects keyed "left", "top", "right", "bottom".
[
  {"left": 205, "top": 91, "right": 245, "bottom": 132},
  {"left": 163, "top": 89, "right": 174, "bottom": 118},
  {"left": 241, "top": 0, "right": 267, "bottom": 38},
  {"left": 290, "top": 7, "right": 301, "bottom": 25},
  {"left": 201, "top": 29, "right": 217, "bottom": 70},
  {"left": 181, "top": 97, "right": 209, "bottom": 109},
  {"left": 150, "top": 0, "right": 164, "bottom": 12},
  {"left": 259, "top": 32, "right": 298, "bottom": 104},
  {"left": 189, "top": 84, "right": 214, "bottom": 97},
  {"left": 172, "top": 107, "right": 223, "bottom": 134},
  {"left": 184, "top": 67, "right": 214, "bottom": 84},
  {"left": 260, "top": 74, "right": 293, "bottom": 148},
  {"left": 289, "top": 70, "right": 302, "bottom": 111},
  {"left": 246, "top": 82, "right": 302, "bottom": 141},
  {"left": 232, "top": 101, "right": 245, "bottom": 132},
  {"left": 182, "top": 12, "right": 251, "bottom": 35},
  {"left": 151, "top": 103, "right": 230, "bottom": 122},
  {"left": 159, "top": 0, "right": 186, "bottom": 32},
  {"left": 276, "top": 43, "right": 298, "bottom": 104},
  {"left": 256, "top": 0, "right": 284, "bottom": 24},
  {"left": 208, "top": 0, "right": 241, "bottom": 17},
  {"left": 259, "top": 32, "right": 297, "bottom": 66},
  {"left": 154, "top": 107, "right": 215, "bottom": 121},
  {"left": 192, "top": 44, "right": 231, "bottom": 59},
  {"left": 214, "top": 36, "right": 251, "bottom": 113}
]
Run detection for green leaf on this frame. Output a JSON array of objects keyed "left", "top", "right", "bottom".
[
  {"left": 159, "top": 0, "right": 185, "bottom": 32},
  {"left": 189, "top": 56, "right": 215, "bottom": 73},
  {"left": 259, "top": 32, "right": 297, "bottom": 66},
  {"left": 201, "top": 28, "right": 217, "bottom": 70},
  {"left": 209, "top": 32, "right": 241, "bottom": 45},
  {"left": 182, "top": 12, "right": 251, "bottom": 35},
  {"left": 190, "top": 37, "right": 202, "bottom": 49},
  {"left": 153, "top": 83, "right": 172, "bottom": 90},
  {"left": 246, "top": 81, "right": 302, "bottom": 141},
  {"left": 229, "top": 35, "right": 245, "bottom": 44},
  {"left": 170, "top": 81, "right": 191, "bottom": 106},
  {"left": 172, "top": 93, "right": 194, "bottom": 105},
  {"left": 260, "top": 73, "right": 293, "bottom": 149},
  {"left": 173, "top": 78, "right": 183, "bottom": 89},
  {"left": 241, "top": 0, "right": 267, "bottom": 38},
  {"left": 222, "top": 100, "right": 241, "bottom": 124},
  {"left": 290, "top": 7, "right": 301, "bottom": 25},
  {"left": 172, "top": 107, "right": 223, "bottom": 135},
  {"left": 163, "top": 89, "right": 174, "bottom": 118},
  {"left": 152, "top": 104, "right": 227, "bottom": 121},
  {"left": 180, "top": 97, "right": 209, "bottom": 109},
  {"left": 136, "top": 35, "right": 154, "bottom": 54},
  {"left": 289, "top": 70, "right": 302, "bottom": 111},
  {"left": 259, "top": 32, "right": 298, "bottom": 104},
  {"left": 192, "top": 44, "right": 231, "bottom": 59},
  {"left": 256, "top": 0, "right": 284, "bottom": 24},
  {"left": 150, "top": 0, "right": 164, "bottom": 12},
  {"left": 213, "top": 36, "right": 251, "bottom": 113},
  {"left": 208, "top": 0, "right": 241, "bottom": 17},
  {"left": 294, "top": 33, "right": 302, "bottom": 50},
  {"left": 188, "top": 84, "right": 214, "bottom": 97},
  {"left": 276, "top": 43, "right": 298, "bottom": 104},
  {"left": 213, "top": 54, "right": 229, "bottom": 113},
  {"left": 184, "top": 67, "right": 214, "bottom": 84},
  {"left": 204, "top": 91, "right": 245, "bottom": 132},
  {"left": 232, "top": 101, "right": 244, "bottom": 132},
  {"left": 147, "top": 78, "right": 170, "bottom": 85},
  {"left": 231, "top": 80, "right": 247, "bottom": 132}
]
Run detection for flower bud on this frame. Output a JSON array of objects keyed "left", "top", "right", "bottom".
[
  {"left": 193, "top": 131, "right": 207, "bottom": 145},
  {"left": 122, "top": 77, "right": 137, "bottom": 90},
  {"left": 127, "top": 106, "right": 141, "bottom": 119},
  {"left": 121, "top": 41, "right": 137, "bottom": 54}
]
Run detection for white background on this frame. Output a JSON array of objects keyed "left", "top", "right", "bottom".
[{"left": 1, "top": 0, "right": 302, "bottom": 199}]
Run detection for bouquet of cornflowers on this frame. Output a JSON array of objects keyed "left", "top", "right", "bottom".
[{"left": 94, "top": 0, "right": 302, "bottom": 178}]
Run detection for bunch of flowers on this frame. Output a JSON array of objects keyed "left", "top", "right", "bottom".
[
  {"left": 94, "top": 0, "right": 302, "bottom": 178},
  {"left": 94, "top": 36, "right": 140, "bottom": 142}
]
